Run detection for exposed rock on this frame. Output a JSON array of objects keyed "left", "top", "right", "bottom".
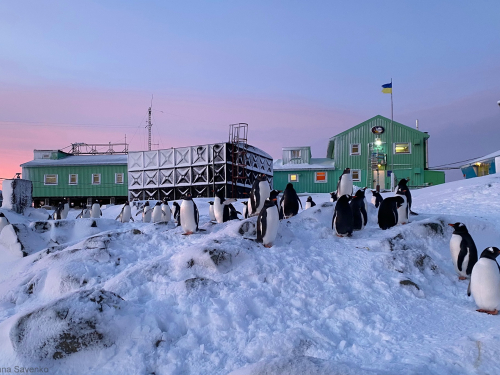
[{"left": 400, "top": 279, "right": 420, "bottom": 290}]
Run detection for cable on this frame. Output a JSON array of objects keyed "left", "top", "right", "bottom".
[{"left": 0, "top": 120, "right": 138, "bottom": 128}]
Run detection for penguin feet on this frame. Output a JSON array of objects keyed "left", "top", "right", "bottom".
[
  {"left": 476, "top": 309, "right": 498, "bottom": 315},
  {"left": 458, "top": 276, "right": 467, "bottom": 280},
  {"left": 182, "top": 231, "right": 194, "bottom": 236},
  {"left": 263, "top": 244, "right": 273, "bottom": 248}
]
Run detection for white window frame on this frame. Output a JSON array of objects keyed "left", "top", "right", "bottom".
[
  {"left": 288, "top": 173, "right": 299, "bottom": 183},
  {"left": 290, "top": 150, "right": 301, "bottom": 160},
  {"left": 314, "top": 171, "right": 328, "bottom": 183},
  {"left": 92, "top": 173, "right": 101, "bottom": 185},
  {"left": 351, "top": 169, "right": 361, "bottom": 182},
  {"left": 115, "top": 173, "right": 124, "bottom": 184},
  {"left": 44, "top": 174, "right": 58, "bottom": 185},
  {"left": 68, "top": 174, "right": 78, "bottom": 185},
  {"left": 393, "top": 142, "right": 411, "bottom": 154},
  {"left": 350, "top": 143, "right": 361, "bottom": 156}
]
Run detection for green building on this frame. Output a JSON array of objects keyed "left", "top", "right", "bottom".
[
  {"left": 21, "top": 150, "right": 128, "bottom": 207},
  {"left": 273, "top": 115, "right": 445, "bottom": 193}
]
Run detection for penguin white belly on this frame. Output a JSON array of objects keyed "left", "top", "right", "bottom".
[
  {"left": 143, "top": 209, "right": 152, "bottom": 223},
  {"left": 262, "top": 207, "right": 279, "bottom": 246},
  {"left": 397, "top": 197, "right": 408, "bottom": 224},
  {"left": 330, "top": 198, "right": 334, "bottom": 202},
  {"left": 209, "top": 205, "right": 216, "bottom": 221},
  {"left": 450, "top": 234, "right": 468, "bottom": 277},
  {"left": 371, "top": 196, "right": 377, "bottom": 206},
  {"left": 181, "top": 201, "right": 197, "bottom": 233},
  {"left": 242, "top": 205, "right": 248, "bottom": 219},
  {"left": 471, "top": 259, "right": 500, "bottom": 311},
  {"left": 62, "top": 204, "right": 69, "bottom": 219},
  {"left": 90, "top": 204, "right": 100, "bottom": 218},
  {"left": 256, "top": 182, "right": 271, "bottom": 213},
  {"left": 247, "top": 200, "right": 255, "bottom": 216},
  {"left": 305, "top": 202, "right": 312, "bottom": 210},
  {"left": 333, "top": 216, "right": 343, "bottom": 237},
  {"left": 152, "top": 206, "right": 163, "bottom": 223},
  {"left": 338, "top": 176, "right": 353, "bottom": 197},
  {"left": 161, "top": 204, "right": 171, "bottom": 222},
  {"left": 121, "top": 206, "right": 132, "bottom": 222},
  {"left": 214, "top": 199, "right": 225, "bottom": 224},
  {"left": 0, "top": 217, "right": 9, "bottom": 233}
]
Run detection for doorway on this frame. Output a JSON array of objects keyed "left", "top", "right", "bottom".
[{"left": 372, "top": 170, "right": 385, "bottom": 190}]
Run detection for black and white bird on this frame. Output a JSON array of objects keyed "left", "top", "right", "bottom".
[
  {"left": 256, "top": 190, "right": 280, "bottom": 248},
  {"left": 469, "top": 247, "right": 500, "bottom": 315},
  {"left": 180, "top": 194, "right": 199, "bottom": 235},
  {"left": 116, "top": 201, "right": 134, "bottom": 223},
  {"left": 305, "top": 196, "right": 316, "bottom": 209},
  {"left": 248, "top": 174, "right": 271, "bottom": 217},
  {"left": 448, "top": 222, "right": 477, "bottom": 280},
  {"left": 279, "top": 183, "right": 302, "bottom": 219},
  {"left": 336, "top": 168, "right": 353, "bottom": 198},
  {"left": 90, "top": 200, "right": 102, "bottom": 219},
  {"left": 214, "top": 191, "right": 238, "bottom": 224}
]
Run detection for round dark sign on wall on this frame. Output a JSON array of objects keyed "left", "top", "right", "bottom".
[{"left": 371, "top": 126, "right": 385, "bottom": 134}]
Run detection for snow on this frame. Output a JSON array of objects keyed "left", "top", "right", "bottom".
[{"left": 0, "top": 175, "right": 499, "bottom": 374}]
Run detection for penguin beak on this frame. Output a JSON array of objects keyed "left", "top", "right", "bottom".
[{"left": 448, "top": 224, "right": 454, "bottom": 227}]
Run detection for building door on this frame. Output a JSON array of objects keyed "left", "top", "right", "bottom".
[{"left": 372, "top": 170, "right": 385, "bottom": 190}]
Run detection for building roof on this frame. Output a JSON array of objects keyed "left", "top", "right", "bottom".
[
  {"left": 273, "top": 158, "right": 336, "bottom": 171},
  {"left": 462, "top": 149, "right": 500, "bottom": 167},
  {"left": 21, "top": 154, "right": 128, "bottom": 167}
]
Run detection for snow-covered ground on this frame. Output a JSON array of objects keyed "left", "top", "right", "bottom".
[{"left": 0, "top": 175, "right": 499, "bottom": 375}]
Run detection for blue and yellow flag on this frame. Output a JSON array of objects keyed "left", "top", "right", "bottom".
[{"left": 381, "top": 82, "right": 392, "bottom": 94}]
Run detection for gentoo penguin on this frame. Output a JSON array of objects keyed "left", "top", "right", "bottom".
[
  {"left": 256, "top": 190, "right": 280, "bottom": 248},
  {"left": 161, "top": 198, "right": 171, "bottom": 222},
  {"left": 395, "top": 190, "right": 409, "bottom": 225},
  {"left": 279, "top": 183, "right": 302, "bottom": 219},
  {"left": 76, "top": 206, "right": 91, "bottom": 219},
  {"left": 116, "top": 201, "right": 134, "bottom": 223},
  {"left": 228, "top": 204, "right": 241, "bottom": 221},
  {"left": 305, "top": 196, "right": 316, "bottom": 209},
  {"left": 241, "top": 201, "right": 249, "bottom": 219},
  {"left": 350, "top": 191, "right": 368, "bottom": 231},
  {"left": 180, "top": 194, "right": 199, "bottom": 235},
  {"left": 330, "top": 192, "right": 338, "bottom": 203},
  {"left": 336, "top": 168, "right": 353, "bottom": 198},
  {"left": 90, "top": 200, "right": 102, "bottom": 219},
  {"left": 172, "top": 202, "right": 181, "bottom": 226},
  {"left": 61, "top": 198, "right": 70, "bottom": 219},
  {"left": 355, "top": 187, "right": 368, "bottom": 214},
  {"left": 396, "top": 178, "right": 417, "bottom": 215},
  {"left": 214, "top": 191, "right": 237, "bottom": 223},
  {"left": 377, "top": 196, "right": 404, "bottom": 230},
  {"left": 0, "top": 212, "right": 10, "bottom": 233},
  {"left": 135, "top": 201, "right": 153, "bottom": 223},
  {"left": 152, "top": 201, "right": 167, "bottom": 223},
  {"left": 248, "top": 174, "right": 271, "bottom": 217},
  {"left": 469, "top": 247, "right": 500, "bottom": 315},
  {"left": 53, "top": 202, "right": 65, "bottom": 220},
  {"left": 332, "top": 195, "right": 353, "bottom": 237},
  {"left": 448, "top": 222, "right": 478, "bottom": 280},
  {"left": 371, "top": 190, "right": 383, "bottom": 208},
  {"left": 208, "top": 201, "right": 216, "bottom": 222}
]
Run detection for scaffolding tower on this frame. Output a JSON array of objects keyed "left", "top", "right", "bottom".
[{"left": 228, "top": 123, "right": 249, "bottom": 198}]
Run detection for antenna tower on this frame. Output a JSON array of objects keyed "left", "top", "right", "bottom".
[{"left": 146, "top": 95, "right": 153, "bottom": 151}]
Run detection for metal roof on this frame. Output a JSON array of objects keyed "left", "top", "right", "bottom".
[{"left": 21, "top": 154, "right": 127, "bottom": 167}]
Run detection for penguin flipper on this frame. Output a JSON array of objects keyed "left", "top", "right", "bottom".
[
  {"left": 297, "top": 196, "right": 303, "bottom": 210},
  {"left": 457, "top": 242, "right": 469, "bottom": 272},
  {"left": 256, "top": 210, "right": 267, "bottom": 243},
  {"left": 467, "top": 280, "right": 472, "bottom": 297},
  {"left": 332, "top": 210, "right": 337, "bottom": 230},
  {"left": 194, "top": 202, "right": 199, "bottom": 231},
  {"left": 361, "top": 206, "right": 368, "bottom": 226}
]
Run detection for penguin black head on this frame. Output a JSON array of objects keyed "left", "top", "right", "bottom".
[
  {"left": 208, "top": 201, "right": 214, "bottom": 205},
  {"left": 162, "top": 198, "right": 168, "bottom": 204},
  {"left": 354, "top": 188, "right": 366, "bottom": 199},
  {"left": 173, "top": 202, "right": 180, "bottom": 208},
  {"left": 286, "top": 183, "right": 294, "bottom": 189},
  {"left": 480, "top": 247, "right": 500, "bottom": 260},
  {"left": 448, "top": 222, "right": 468, "bottom": 234},
  {"left": 258, "top": 174, "right": 267, "bottom": 181},
  {"left": 144, "top": 201, "right": 150, "bottom": 206},
  {"left": 0, "top": 213, "right": 4, "bottom": 217},
  {"left": 268, "top": 190, "right": 280, "bottom": 201},
  {"left": 125, "top": 201, "right": 130, "bottom": 205},
  {"left": 306, "top": 196, "right": 313, "bottom": 202},
  {"left": 338, "top": 194, "right": 351, "bottom": 202},
  {"left": 215, "top": 191, "right": 226, "bottom": 203},
  {"left": 241, "top": 201, "right": 248, "bottom": 205},
  {"left": 344, "top": 168, "right": 351, "bottom": 174},
  {"left": 183, "top": 194, "right": 193, "bottom": 201},
  {"left": 155, "top": 201, "right": 161, "bottom": 206}
]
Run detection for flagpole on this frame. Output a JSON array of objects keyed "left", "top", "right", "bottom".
[{"left": 390, "top": 78, "right": 394, "bottom": 191}]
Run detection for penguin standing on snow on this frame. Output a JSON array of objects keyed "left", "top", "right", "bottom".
[
  {"left": 241, "top": 201, "right": 249, "bottom": 219},
  {"left": 161, "top": 198, "right": 171, "bottom": 222},
  {"left": 0, "top": 212, "right": 10, "bottom": 233},
  {"left": 279, "top": 183, "right": 302, "bottom": 219},
  {"left": 336, "top": 168, "right": 353, "bottom": 198},
  {"left": 248, "top": 174, "right": 271, "bottom": 217},
  {"left": 90, "top": 200, "right": 102, "bottom": 219},
  {"left": 61, "top": 198, "right": 70, "bottom": 219},
  {"left": 371, "top": 191, "right": 383, "bottom": 208},
  {"left": 377, "top": 196, "right": 404, "bottom": 230},
  {"left": 350, "top": 191, "right": 368, "bottom": 231},
  {"left": 396, "top": 178, "right": 417, "bottom": 215},
  {"left": 256, "top": 190, "right": 280, "bottom": 248},
  {"left": 332, "top": 195, "right": 353, "bottom": 237},
  {"left": 469, "top": 247, "right": 500, "bottom": 315},
  {"left": 180, "top": 194, "right": 199, "bottom": 235},
  {"left": 135, "top": 201, "right": 153, "bottom": 223},
  {"left": 208, "top": 201, "right": 216, "bottom": 222},
  {"left": 214, "top": 191, "right": 238, "bottom": 223},
  {"left": 53, "top": 202, "right": 65, "bottom": 220},
  {"left": 305, "top": 196, "right": 316, "bottom": 209},
  {"left": 172, "top": 202, "right": 181, "bottom": 226},
  {"left": 116, "top": 201, "right": 134, "bottom": 223},
  {"left": 448, "top": 222, "right": 478, "bottom": 280},
  {"left": 395, "top": 190, "right": 409, "bottom": 225},
  {"left": 76, "top": 206, "right": 91, "bottom": 219},
  {"left": 330, "top": 192, "right": 338, "bottom": 202},
  {"left": 152, "top": 201, "right": 168, "bottom": 223}
]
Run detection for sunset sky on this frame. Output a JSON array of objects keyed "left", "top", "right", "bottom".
[{"left": 1, "top": 1, "right": 499, "bottom": 181}]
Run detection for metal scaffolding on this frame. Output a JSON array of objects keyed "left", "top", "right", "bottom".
[{"left": 228, "top": 123, "right": 249, "bottom": 198}]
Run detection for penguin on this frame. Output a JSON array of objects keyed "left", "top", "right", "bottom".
[
  {"left": 180, "top": 194, "right": 199, "bottom": 235},
  {"left": 161, "top": 198, "right": 171, "bottom": 222},
  {"left": 448, "top": 222, "right": 478, "bottom": 280},
  {"left": 241, "top": 201, "right": 249, "bottom": 219},
  {"left": 377, "top": 196, "right": 404, "bottom": 230},
  {"left": 395, "top": 190, "right": 409, "bottom": 225},
  {"left": 256, "top": 190, "right": 280, "bottom": 248},
  {"left": 371, "top": 191, "right": 383, "bottom": 208},
  {"left": 468, "top": 247, "right": 500, "bottom": 315},
  {"left": 135, "top": 201, "right": 153, "bottom": 223},
  {"left": 76, "top": 206, "right": 91, "bottom": 219},
  {"left": 248, "top": 174, "right": 271, "bottom": 217},
  {"left": 172, "top": 202, "right": 181, "bottom": 226},
  {"left": 208, "top": 201, "right": 216, "bottom": 222},
  {"left": 396, "top": 178, "right": 417, "bottom": 215},
  {"left": 0, "top": 212, "right": 10, "bottom": 233},
  {"left": 214, "top": 192, "right": 237, "bottom": 223},
  {"left": 350, "top": 191, "right": 368, "bottom": 231},
  {"left": 336, "top": 168, "right": 353, "bottom": 198},
  {"left": 116, "top": 201, "right": 134, "bottom": 223},
  {"left": 355, "top": 187, "right": 368, "bottom": 214},
  {"left": 152, "top": 201, "right": 167, "bottom": 223},
  {"left": 332, "top": 194, "right": 353, "bottom": 237},
  {"left": 279, "top": 183, "right": 302, "bottom": 219},
  {"left": 228, "top": 203, "right": 241, "bottom": 221},
  {"left": 90, "top": 200, "right": 102, "bottom": 219},
  {"left": 53, "top": 202, "right": 65, "bottom": 220},
  {"left": 61, "top": 198, "right": 70, "bottom": 219},
  {"left": 330, "top": 192, "right": 338, "bottom": 202},
  {"left": 305, "top": 196, "right": 316, "bottom": 209}
]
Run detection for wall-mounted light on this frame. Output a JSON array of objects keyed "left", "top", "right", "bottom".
[{"left": 375, "top": 138, "right": 382, "bottom": 146}]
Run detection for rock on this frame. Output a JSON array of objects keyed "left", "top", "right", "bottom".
[{"left": 400, "top": 279, "right": 420, "bottom": 290}]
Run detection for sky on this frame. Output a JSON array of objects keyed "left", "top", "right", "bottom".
[{"left": 0, "top": 1, "right": 499, "bottom": 182}]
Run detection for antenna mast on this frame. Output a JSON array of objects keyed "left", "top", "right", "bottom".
[{"left": 146, "top": 95, "right": 153, "bottom": 151}]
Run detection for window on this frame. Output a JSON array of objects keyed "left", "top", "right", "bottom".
[
  {"left": 115, "top": 173, "right": 124, "bottom": 184},
  {"left": 92, "top": 174, "right": 101, "bottom": 185},
  {"left": 290, "top": 150, "right": 301, "bottom": 159},
  {"left": 394, "top": 142, "right": 411, "bottom": 154},
  {"left": 351, "top": 169, "right": 361, "bottom": 181},
  {"left": 288, "top": 174, "right": 299, "bottom": 182},
  {"left": 69, "top": 174, "right": 78, "bottom": 185},
  {"left": 44, "top": 174, "right": 58, "bottom": 185},
  {"left": 315, "top": 172, "right": 327, "bottom": 183},
  {"left": 350, "top": 144, "right": 361, "bottom": 155}
]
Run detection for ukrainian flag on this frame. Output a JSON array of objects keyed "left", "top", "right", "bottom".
[{"left": 382, "top": 82, "right": 392, "bottom": 94}]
